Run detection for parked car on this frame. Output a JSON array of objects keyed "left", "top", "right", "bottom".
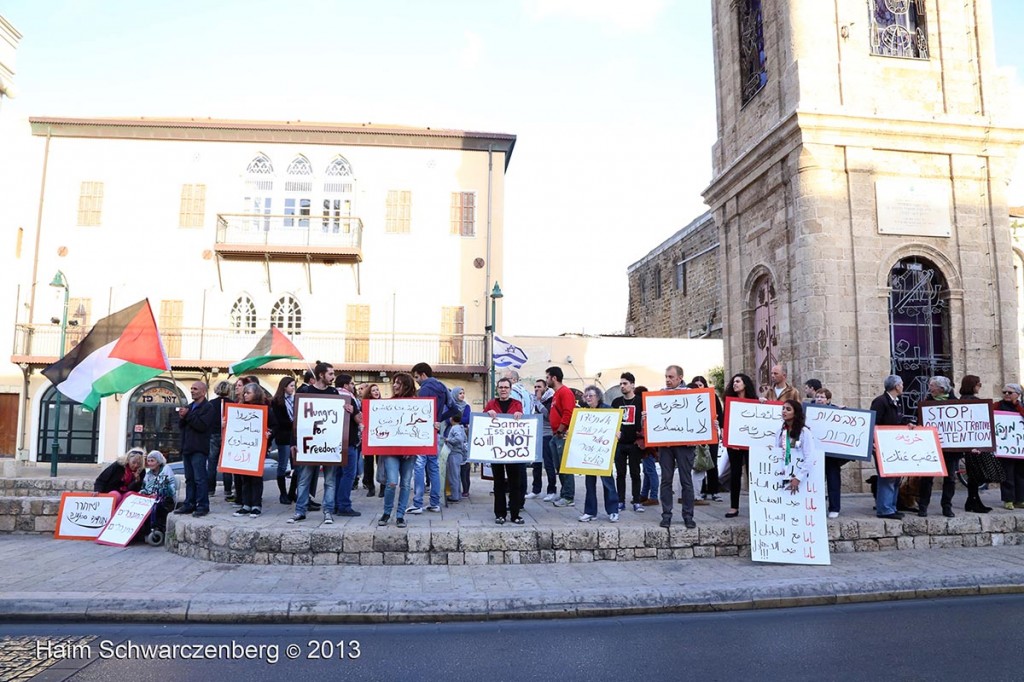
[{"left": 169, "top": 458, "right": 279, "bottom": 482}]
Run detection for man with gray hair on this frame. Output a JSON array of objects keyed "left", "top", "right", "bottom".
[
  {"left": 657, "top": 365, "right": 697, "bottom": 529},
  {"left": 916, "top": 375, "right": 960, "bottom": 517},
  {"left": 869, "top": 375, "right": 906, "bottom": 519}
]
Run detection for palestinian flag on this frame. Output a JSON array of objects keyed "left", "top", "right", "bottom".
[
  {"left": 42, "top": 300, "right": 171, "bottom": 411},
  {"left": 230, "top": 328, "right": 303, "bottom": 375}
]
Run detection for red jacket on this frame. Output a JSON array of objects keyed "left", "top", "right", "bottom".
[
  {"left": 549, "top": 385, "right": 576, "bottom": 433},
  {"left": 484, "top": 398, "right": 523, "bottom": 415}
]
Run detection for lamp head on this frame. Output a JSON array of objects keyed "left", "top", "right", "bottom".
[
  {"left": 49, "top": 271, "right": 67, "bottom": 289},
  {"left": 490, "top": 281, "right": 503, "bottom": 299}
]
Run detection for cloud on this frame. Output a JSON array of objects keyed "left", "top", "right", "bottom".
[{"left": 522, "top": 0, "right": 669, "bottom": 32}]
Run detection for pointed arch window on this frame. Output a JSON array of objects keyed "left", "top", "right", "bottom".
[
  {"left": 271, "top": 295, "right": 302, "bottom": 335},
  {"left": 869, "top": 0, "right": 929, "bottom": 60},
  {"left": 244, "top": 154, "right": 273, "bottom": 228},
  {"left": 752, "top": 275, "right": 779, "bottom": 390},
  {"left": 325, "top": 156, "right": 353, "bottom": 177},
  {"left": 246, "top": 153, "right": 274, "bottom": 175},
  {"left": 287, "top": 155, "right": 312, "bottom": 176},
  {"left": 230, "top": 295, "right": 257, "bottom": 334},
  {"left": 738, "top": 0, "right": 767, "bottom": 105}
]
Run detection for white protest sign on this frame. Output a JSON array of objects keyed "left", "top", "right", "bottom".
[
  {"left": 873, "top": 426, "right": 947, "bottom": 477},
  {"left": 995, "top": 411, "right": 1024, "bottom": 459},
  {"left": 748, "top": 444, "right": 830, "bottom": 566},
  {"left": 642, "top": 388, "right": 719, "bottom": 446},
  {"left": 467, "top": 413, "right": 543, "bottom": 463},
  {"left": 561, "top": 409, "right": 622, "bottom": 475},
  {"left": 363, "top": 398, "right": 437, "bottom": 456},
  {"left": 55, "top": 493, "right": 117, "bottom": 541},
  {"left": 95, "top": 493, "right": 156, "bottom": 547},
  {"left": 723, "top": 398, "right": 783, "bottom": 450},
  {"left": 804, "top": 405, "right": 875, "bottom": 461},
  {"left": 294, "top": 394, "right": 350, "bottom": 466},
  {"left": 219, "top": 404, "right": 268, "bottom": 476},
  {"left": 918, "top": 399, "right": 996, "bottom": 452}
]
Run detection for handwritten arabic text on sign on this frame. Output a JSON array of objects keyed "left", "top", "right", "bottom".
[
  {"left": 748, "top": 444, "right": 830, "bottom": 566},
  {"left": 642, "top": 388, "right": 719, "bottom": 447},
  {"left": 467, "top": 413, "right": 543, "bottom": 463},
  {"left": 294, "top": 394, "right": 350, "bottom": 466},
  {"left": 363, "top": 398, "right": 437, "bottom": 456},
  {"left": 54, "top": 492, "right": 117, "bottom": 541},
  {"left": 95, "top": 493, "right": 156, "bottom": 547},
  {"left": 723, "top": 398, "right": 783, "bottom": 450},
  {"left": 804, "top": 405, "right": 875, "bottom": 462},
  {"left": 873, "top": 426, "right": 946, "bottom": 477},
  {"left": 219, "top": 404, "right": 268, "bottom": 476},
  {"left": 918, "top": 399, "right": 996, "bottom": 452},
  {"left": 561, "top": 409, "right": 622, "bottom": 475},
  {"left": 994, "top": 411, "right": 1024, "bottom": 460}
]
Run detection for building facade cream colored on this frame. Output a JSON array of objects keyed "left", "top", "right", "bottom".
[{"left": 9, "top": 117, "right": 514, "bottom": 463}]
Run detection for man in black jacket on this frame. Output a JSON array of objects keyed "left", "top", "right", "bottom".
[
  {"left": 869, "top": 374, "right": 906, "bottom": 520},
  {"left": 175, "top": 381, "right": 217, "bottom": 517}
]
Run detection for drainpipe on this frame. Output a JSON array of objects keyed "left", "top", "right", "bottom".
[{"left": 484, "top": 145, "right": 493, "bottom": 398}]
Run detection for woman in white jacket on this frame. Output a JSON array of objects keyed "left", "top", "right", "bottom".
[{"left": 776, "top": 399, "right": 818, "bottom": 494}]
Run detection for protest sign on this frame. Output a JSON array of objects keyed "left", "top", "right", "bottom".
[
  {"left": 642, "top": 389, "right": 719, "bottom": 446},
  {"left": 363, "top": 398, "right": 437, "bottom": 456},
  {"left": 804, "top": 404, "right": 875, "bottom": 461},
  {"left": 54, "top": 492, "right": 117, "bottom": 541},
  {"left": 918, "top": 399, "right": 996, "bottom": 452},
  {"left": 748, "top": 444, "right": 830, "bottom": 566},
  {"left": 467, "top": 413, "right": 543, "bottom": 464},
  {"left": 873, "top": 426, "right": 946, "bottom": 477},
  {"left": 294, "top": 394, "right": 350, "bottom": 466},
  {"left": 218, "top": 403, "right": 268, "bottom": 476},
  {"left": 95, "top": 493, "right": 156, "bottom": 547},
  {"left": 723, "top": 398, "right": 783, "bottom": 450},
  {"left": 560, "top": 408, "right": 622, "bottom": 475},
  {"left": 995, "top": 410, "right": 1024, "bottom": 459}
]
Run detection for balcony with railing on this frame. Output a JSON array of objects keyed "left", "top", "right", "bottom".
[
  {"left": 214, "top": 213, "right": 363, "bottom": 262},
  {"left": 13, "top": 325, "right": 486, "bottom": 374}
]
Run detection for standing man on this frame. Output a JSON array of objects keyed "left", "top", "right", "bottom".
[
  {"left": 409, "top": 362, "right": 455, "bottom": 514},
  {"left": 612, "top": 372, "right": 644, "bottom": 513},
  {"left": 533, "top": 378, "right": 558, "bottom": 500},
  {"left": 332, "top": 374, "right": 362, "bottom": 518},
  {"left": 869, "top": 375, "right": 906, "bottom": 520},
  {"left": 289, "top": 361, "right": 338, "bottom": 522},
  {"left": 546, "top": 366, "right": 577, "bottom": 507},
  {"left": 762, "top": 364, "right": 802, "bottom": 403},
  {"left": 657, "top": 365, "right": 697, "bottom": 529},
  {"left": 803, "top": 378, "right": 822, "bottom": 401},
  {"left": 175, "top": 380, "right": 217, "bottom": 517}
]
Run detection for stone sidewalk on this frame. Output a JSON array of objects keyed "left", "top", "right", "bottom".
[{"left": 2, "top": 533, "right": 1024, "bottom": 623}]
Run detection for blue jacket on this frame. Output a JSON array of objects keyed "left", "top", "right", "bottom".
[
  {"left": 418, "top": 377, "right": 455, "bottom": 423},
  {"left": 179, "top": 399, "right": 217, "bottom": 456}
]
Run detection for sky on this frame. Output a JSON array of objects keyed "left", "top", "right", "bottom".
[{"left": 2, "top": 0, "right": 1024, "bottom": 337}]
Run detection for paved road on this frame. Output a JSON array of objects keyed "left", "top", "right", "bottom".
[{"left": 4, "top": 595, "right": 1022, "bottom": 681}]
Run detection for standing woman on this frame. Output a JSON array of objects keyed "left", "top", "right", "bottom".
[
  {"left": 234, "top": 382, "right": 276, "bottom": 518},
  {"left": 691, "top": 375, "right": 723, "bottom": 502},
  {"left": 724, "top": 373, "right": 758, "bottom": 518},
  {"left": 578, "top": 386, "right": 620, "bottom": 523},
  {"left": 484, "top": 377, "right": 526, "bottom": 524},
  {"left": 270, "top": 376, "right": 296, "bottom": 505},
  {"left": 814, "top": 388, "right": 848, "bottom": 519},
  {"left": 378, "top": 373, "right": 418, "bottom": 528},
  {"left": 996, "top": 383, "right": 1024, "bottom": 510},
  {"left": 224, "top": 377, "right": 248, "bottom": 503},
  {"left": 958, "top": 375, "right": 993, "bottom": 513},
  {"left": 777, "top": 399, "right": 819, "bottom": 496},
  {"left": 916, "top": 376, "right": 960, "bottom": 517},
  {"left": 360, "top": 383, "right": 382, "bottom": 496}
]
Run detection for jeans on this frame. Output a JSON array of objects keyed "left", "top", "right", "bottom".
[
  {"left": 875, "top": 475, "right": 900, "bottom": 516},
  {"left": 726, "top": 448, "right": 748, "bottom": 509},
  {"left": 825, "top": 456, "right": 847, "bottom": 513},
  {"left": 659, "top": 446, "right": 695, "bottom": 521},
  {"left": 208, "top": 436, "right": 221, "bottom": 494},
  {"left": 550, "top": 435, "right": 574, "bottom": 500},
  {"left": 540, "top": 435, "right": 557, "bottom": 494},
  {"left": 295, "top": 465, "right": 335, "bottom": 516},
  {"left": 641, "top": 455, "right": 659, "bottom": 499},
  {"left": 584, "top": 475, "right": 619, "bottom": 516},
  {"left": 614, "top": 443, "right": 642, "bottom": 504},
  {"left": 182, "top": 450, "right": 209, "bottom": 512},
  {"left": 413, "top": 453, "right": 441, "bottom": 509},
  {"left": 333, "top": 446, "right": 360, "bottom": 513},
  {"left": 917, "top": 453, "right": 960, "bottom": 511},
  {"left": 493, "top": 463, "right": 526, "bottom": 520},
  {"left": 447, "top": 451, "right": 464, "bottom": 502},
  {"left": 382, "top": 456, "right": 415, "bottom": 518}
]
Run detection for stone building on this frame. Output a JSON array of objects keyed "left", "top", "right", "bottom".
[
  {"left": 625, "top": 212, "right": 722, "bottom": 340},
  {"left": 701, "top": 0, "right": 1024, "bottom": 412}
]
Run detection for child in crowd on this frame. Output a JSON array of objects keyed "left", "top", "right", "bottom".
[{"left": 445, "top": 412, "right": 468, "bottom": 503}]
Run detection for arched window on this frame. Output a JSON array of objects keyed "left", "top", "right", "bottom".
[
  {"left": 230, "top": 295, "right": 257, "bottom": 334},
  {"left": 286, "top": 155, "right": 312, "bottom": 176},
  {"left": 870, "top": 0, "right": 929, "bottom": 60},
  {"left": 271, "top": 295, "right": 302, "bottom": 335},
  {"left": 752, "top": 275, "right": 778, "bottom": 390},
  {"left": 126, "top": 381, "right": 187, "bottom": 463},
  {"left": 244, "top": 153, "right": 274, "bottom": 229},
  {"left": 325, "top": 156, "right": 353, "bottom": 177},
  {"left": 36, "top": 386, "right": 100, "bottom": 463},
  {"left": 888, "top": 257, "right": 951, "bottom": 414},
  {"left": 246, "top": 153, "right": 274, "bottom": 175},
  {"left": 284, "top": 156, "right": 312, "bottom": 227}
]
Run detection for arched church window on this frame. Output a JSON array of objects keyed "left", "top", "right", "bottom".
[
  {"left": 325, "top": 156, "right": 353, "bottom": 177},
  {"left": 271, "top": 295, "right": 302, "bottom": 335},
  {"left": 738, "top": 0, "right": 767, "bottom": 105},
  {"left": 36, "top": 386, "right": 100, "bottom": 463},
  {"left": 286, "top": 155, "right": 312, "bottom": 176},
  {"left": 125, "top": 381, "right": 187, "bottom": 462},
  {"left": 888, "top": 257, "right": 951, "bottom": 415},
  {"left": 230, "top": 295, "right": 257, "bottom": 334},
  {"left": 246, "top": 153, "right": 274, "bottom": 175},
  {"left": 869, "top": 0, "right": 929, "bottom": 59},
  {"left": 752, "top": 275, "right": 778, "bottom": 390}
]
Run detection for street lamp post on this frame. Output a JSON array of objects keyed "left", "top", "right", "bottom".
[
  {"left": 488, "top": 281, "right": 503, "bottom": 398},
  {"left": 49, "top": 271, "right": 69, "bottom": 478}
]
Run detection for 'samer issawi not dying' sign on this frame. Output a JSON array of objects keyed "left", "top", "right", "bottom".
[{"left": 218, "top": 403, "right": 268, "bottom": 476}]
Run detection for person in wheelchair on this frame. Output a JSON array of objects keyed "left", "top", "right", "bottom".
[{"left": 138, "top": 450, "right": 178, "bottom": 546}]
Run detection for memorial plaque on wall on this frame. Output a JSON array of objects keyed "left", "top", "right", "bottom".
[{"left": 875, "top": 177, "right": 952, "bottom": 238}]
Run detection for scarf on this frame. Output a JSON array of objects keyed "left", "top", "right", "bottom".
[
  {"left": 450, "top": 387, "right": 468, "bottom": 415},
  {"left": 285, "top": 393, "right": 294, "bottom": 421},
  {"left": 119, "top": 467, "right": 136, "bottom": 492}
]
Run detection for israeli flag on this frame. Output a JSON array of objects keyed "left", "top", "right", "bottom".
[{"left": 493, "top": 335, "right": 528, "bottom": 369}]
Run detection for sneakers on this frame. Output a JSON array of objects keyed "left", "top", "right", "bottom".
[
  {"left": 578, "top": 513, "right": 595, "bottom": 522},
  {"left": 511, "top": 517, "right": 525, "bottom": 525},
  {"left": 633, "top": 503, "right": 645, "bottom": 513},
  {"left": 287, "top": 513, "right": 306, "bottom": 524},
  {"left": 525, "top": 492, "right": 538, "bottom": 500},
  {"left": 495, "top": 517, "right": 506, "bottom": 525},
  {"left": 378, "top": 514, "right": 390, "bottom": 526},
  {"left": 684, "top": 518, "right": 696, "bottom": 529},
  {"left": 223, "top": 495, "right": 236, "bottom": 503},
  {"left": 406, "top": 506, "right": 424, "bottom": 515},
  {"left": 617, "top": 503, "right": 625, "bottom": 512},
  {"left": 396, "top": 517, "right": 407, "bottom": 528},
  {"left": 323, "top": 512, "right": 334, "bottom": 525},
  {"left": 1005, "top": 502, "right": 1016, "bottom": 510},
  {"left": 249, "top": 507, "right": 261, "bottom": 518},
  {"left": 234, "top": 507, "right": 251, "bottom": 517},
  {"left": 425, "top": 505, "right": 441, "bottom": 513},
  {"left": 827, "top": 511, "right": 839, "bottom": 519},
  {"left": 542, "top": 493, "right": 558, "bottom": 502},
  {"left": 710, "top": 495, "right": 722, "bottom": 502},
  {"left": 553, "top": 498, "right": 573, "bottom": 507},
  {"left": 609, "top": 513, "right": 619, "bottom": 523}
]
